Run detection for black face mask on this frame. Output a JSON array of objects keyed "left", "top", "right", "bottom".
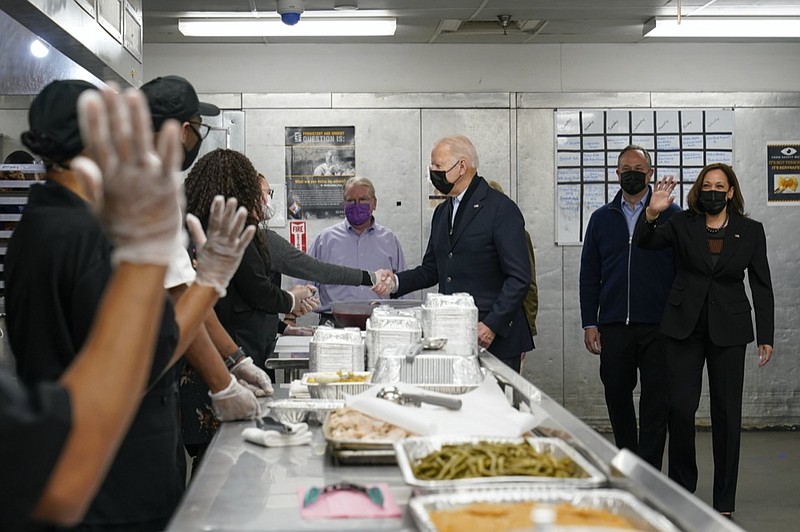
[
  {"left": 619, "top": 170, "right": 647, "bottom": 195},
  {"left": 182, "top": 140, "right": 201, "bottom": 171},
  {"left": 429, "top": 160, "right": 460, "bottom": 195},
  {"left": 698, "top": 190, "right": 728, "bottom": 215}
]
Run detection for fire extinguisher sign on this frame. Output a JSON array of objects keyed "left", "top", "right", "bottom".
[{"left": 289, "top": 221, "right": 307, "bottom": 252}]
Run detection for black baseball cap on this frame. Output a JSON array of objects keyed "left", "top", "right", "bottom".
[
  {"left": 21, "top": 79, "right": 97, "bottom": 164},
  {"left": 140, "top": 75, "right": 220, "bottom": 131}
]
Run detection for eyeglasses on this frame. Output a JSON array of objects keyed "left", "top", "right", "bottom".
[
  {"left": 188, "top": 121, "right": 226, "bottom": 140},
  {"left": 266, "top": 189, "right": 274, "bottom": 199},
  {"left": 345, "top": 196, "right": 373, "bottom": 205}
]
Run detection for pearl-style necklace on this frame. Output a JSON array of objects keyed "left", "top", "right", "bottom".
[{"left": 706, "top": 214, "right": 729, "bottom": 234}]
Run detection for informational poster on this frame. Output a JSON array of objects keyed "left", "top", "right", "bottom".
[
  {"left": 555, "top": 109, "right": 734, "bottom": 245},
  {"left": 767, "top": 142, "right": 800, "bottom": 205},
  {"left": 285, "top": 126, "right": 355, "bottom": 220}
]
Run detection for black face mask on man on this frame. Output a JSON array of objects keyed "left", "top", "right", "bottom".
[
  {"left": 619, "top": 170, "right": 647, "bottom": 195},
  {"left": 429, "top": 160, "right": 461, "bottom": 195},
  {"left": 181, "top": 122, "right": 205, "bottom": 171},
  {"left": 182, "top": 140, "right": 201, "bottom": 171},
  {"left": 698, "top": 190, "right": 728, "bottom": 215}
]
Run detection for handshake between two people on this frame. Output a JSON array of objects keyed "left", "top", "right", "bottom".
[
  {"left": 370, "top": 269, "right": 397, "bottom": 297},
  {"left": 287, "top": 284, "right": 320, "bottom": 316}
]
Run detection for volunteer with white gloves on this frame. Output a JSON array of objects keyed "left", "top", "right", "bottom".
[
  {"left": 140, "top": 76, "right": 316, "bottom": 466},
  {"left": 0, "top": 85, "right": 257, "bottom": 530},
  {"left": 138, "top": 75, "right": 267, "bottom": 427},
  {"left": 4, "top": 80, "right": 250, "bottom": 532}
]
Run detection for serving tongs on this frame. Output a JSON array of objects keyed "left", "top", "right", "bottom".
[
  {"left": 255, "top": 415, "right": 298, "bottom": 434},
  {"left": 403, "top": 337, "right": 448, "bottom": 363},
  {"left": 377, "top": 385, "right": 462, "bottom": 410}
]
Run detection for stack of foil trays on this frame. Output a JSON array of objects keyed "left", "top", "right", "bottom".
[
  {"left": 365, "top": 307, "right": 422, "bottom": 370},
  {"left": 309, "top": 327, "right": 365, "bottom": 373},
  {"left": 422, "top": 293, "right": 479, "bottom": 356}
]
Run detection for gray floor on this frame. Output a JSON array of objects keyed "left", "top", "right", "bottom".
[{"left": 603, "top": 430, "right": 800, "bottom": 531}]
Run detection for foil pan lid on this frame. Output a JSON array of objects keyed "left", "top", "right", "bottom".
[
  {"left": 312, "top": 326, "right": 363, "bottom": 344},
  {"left": 424, "top": 292, "right": 476, "bottom": 308}
]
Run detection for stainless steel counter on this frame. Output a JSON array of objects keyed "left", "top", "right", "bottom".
[
  {"left": 167, "top": 424, "right": 414, "bottom": 531},
  {"left": 167, "top": 352, "right": 743, "bottom": 532}
]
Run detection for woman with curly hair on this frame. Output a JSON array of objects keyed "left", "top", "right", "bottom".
[{"left": 185, "top": 149, "right": 317, "bottom": 368}]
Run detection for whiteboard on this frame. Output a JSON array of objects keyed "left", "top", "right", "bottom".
[{"left": 554, "top": 108, "right": 734, "bottom": 245}]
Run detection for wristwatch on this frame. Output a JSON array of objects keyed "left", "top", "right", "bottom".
[{"left": 224, "top": 347, "right": 247, "bottom": 370}]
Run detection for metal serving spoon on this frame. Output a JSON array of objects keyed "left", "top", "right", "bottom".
[
  {"left": 376, "top": 385, "right": 462, "bottom": 410},
  {"left": 404, "top": 337, "right": 448, "bottom": 362}
]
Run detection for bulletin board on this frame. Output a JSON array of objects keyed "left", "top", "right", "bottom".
[{"left": 554, "top": 108, "right": 734, "bottom": 245}]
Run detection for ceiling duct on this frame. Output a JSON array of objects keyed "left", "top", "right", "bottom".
[{"left": 439, "top": 18, "right": 543, "bottom": 36}]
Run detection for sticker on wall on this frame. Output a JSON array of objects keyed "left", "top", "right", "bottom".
[
  {"left": 767, "top": 142, "right": 800, "bottom": 205},
  {"left": 285, "top": 126, "right": 355, "bottom": 220},
  {"left": 288, "top": 221, "right": 307, "bottom": 253}
]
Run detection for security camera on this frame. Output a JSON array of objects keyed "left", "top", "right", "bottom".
[{"left": 277, "top": 0, "right": 304, "bottom": 26}]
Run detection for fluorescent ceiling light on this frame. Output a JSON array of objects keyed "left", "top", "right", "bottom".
[
  {"left": 179, "top": 17, "right": 396, "bottom": 37},
  {"left": 644, "top": 17, "right": 800, "bottom": 38}
]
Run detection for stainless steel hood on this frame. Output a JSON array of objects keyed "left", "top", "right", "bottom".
[
  {"left": 0, "top": 9, "right": 103, "bottom": 95},
  {"left": 1, "top": 0, "right": 143, "bottom": 95}
]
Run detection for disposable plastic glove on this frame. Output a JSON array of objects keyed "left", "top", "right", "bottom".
[
  {"left": 231, "top": 357, "right": 274, "bottom": 397},
  {"left": 372, "top": 268, "right": 397, "bottom": 296},
  {"left": 72, "top": 86, "right": 184, "bottom": 265},
  {"left": 294, "top": 296, "right": 320, "bottom": 317},
  {"left": 284, "top": 325, "right": 315, "bottom": 337},
  {"left": 186, "top": 196, "right": 256, "bottom": 297},
  {"left": 288, "top": 285, "right": 319, "bottom": 316},
  {"left": 208, "top": 374, "right": 261, "bottom": 421}
]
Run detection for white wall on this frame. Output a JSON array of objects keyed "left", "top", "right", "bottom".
[{"left": 143, "top": 43, "right": 800, "bottom": 93}]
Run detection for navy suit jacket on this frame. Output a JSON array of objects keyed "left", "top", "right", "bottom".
[
  {"left": 634, "top": 209, "right": 774, "bottom": 347},
  {"left": 395, "top": 176, "right": 533, "bottom": 359}
]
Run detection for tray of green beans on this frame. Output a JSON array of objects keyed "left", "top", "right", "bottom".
[{"left": 393, "top": 436, "right": 606, "bottom": 491}]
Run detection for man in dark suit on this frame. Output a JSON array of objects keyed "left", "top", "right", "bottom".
[
  {"left": 377, "top": 135, "right": 532, "bottom": 371},
  {"left": 579, "top": 145, "right": 679, "bottom": 470}
]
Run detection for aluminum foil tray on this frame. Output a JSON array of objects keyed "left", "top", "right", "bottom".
[
  {"left": 301, "top": 372, "right": 372, "bottom": 400},
  {"left": 367, "top": 310, "right": 422, "bottom": 329},
  {"left": 322, "top": 417, "right": 397, "bottom": 451},
  {"left": 394, "top": 436, "right": 606, "bottom": 491},
  {"left": 372, "top": 351, "right": 483, "bottom": 385},
  {"left": 311, "top": 326, "right": 363, "bottom": 343},
  {"left": 308, "top": 381, "right": 372, "bottom": 400},
  {"left": 417, "top": 384, "right": 480, "bottom": 395},
  {"left": 421, "top": 293, "right": 479, "bottom": 355},
  {"left": 409, "top": 488, "right": 678, "bottom": 532},
  {"left": 365, "top": 320, "right": 422, "bottom": 370},
  {"left": 267, "top": 399, "right": 344, "bottom": 425},
  {"left": 322, "top": 408, "right": 415, "bottom": 459},
  {"left": 328, "top": 448, "right": 398, "bottom": 465},
  {"left": 424, "top": 292, "right": 476, "bottom": 308},
  {"left": 309, "top": 341, "right": 365, "bottom": 373}
]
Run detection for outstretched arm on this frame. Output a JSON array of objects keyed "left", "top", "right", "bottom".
[{"left": 33, "top": 86, "right": 181, "bottom": 524}]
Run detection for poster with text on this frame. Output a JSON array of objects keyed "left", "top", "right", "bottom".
[
  {"left": 767, "top": 143, "right": 800, "bottom": 205},
  {"left": 285, "top": 126, "right": 355, "bottom": 220}
]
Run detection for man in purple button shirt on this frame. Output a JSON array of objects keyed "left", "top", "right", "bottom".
[{"left": 303, "top": 177, "right": 406, "bottom": 325}]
